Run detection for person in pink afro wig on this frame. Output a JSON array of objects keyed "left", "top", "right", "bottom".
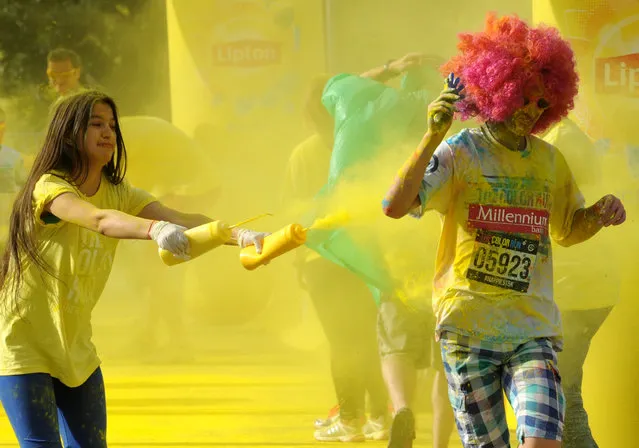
[
  {"left": 382, "top": 13, "right": 627, "bottom": 448},
  {"left": 442, "top": 13, "right": 579, "bottom": 136}
]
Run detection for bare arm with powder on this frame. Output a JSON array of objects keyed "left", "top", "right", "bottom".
[
  {"left": 47, "top": 193, "right": 265, "bottom": 254},
  {"left": 382, "top": 75, "right": 464, "bottom": 218},
  {"left": 360, "top": 53, "right": 430, "bottom": 83},
  {"left": 46, "top": 193, "right": 160, "bottom": 240}
]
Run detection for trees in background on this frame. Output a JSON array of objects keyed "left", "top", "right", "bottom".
[{"left": 0, "top": 0, "right": 170, "bottom": 151}]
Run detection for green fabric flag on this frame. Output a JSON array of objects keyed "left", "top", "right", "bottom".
[{"left": 304, "top": 70, "right": 431, "bottom": 305}]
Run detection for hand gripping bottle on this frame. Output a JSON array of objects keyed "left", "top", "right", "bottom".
[
  {"left": 239, "top": 223, "right": 307, "bottom": 270},
  {"left": 159, "top": 220, "right": 232, "bottom": 266}
]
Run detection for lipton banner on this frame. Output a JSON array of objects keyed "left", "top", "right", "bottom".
[
  {"left": 166, "top": 0, "right": 326, "bottom": 136},
  {"left": 533, "top": 0, "right": 639, "bottom": 182}
]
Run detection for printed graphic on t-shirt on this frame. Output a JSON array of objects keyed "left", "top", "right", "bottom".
[
  {"left": 62, "top": 231, "right": 114, "bottom": 315},
  {"left": 467, "top": 204, "right": 549, "bottom": 236},
  {"left": 467, "top": 229, "right": 540, "bottom": 292},
  {"left": 466, "top": 204, "right": 548, "bottom": 292}
]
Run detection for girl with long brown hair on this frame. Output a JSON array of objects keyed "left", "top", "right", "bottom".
[{"left": 0, "top": 91, "right": 266, "bottom": 447}]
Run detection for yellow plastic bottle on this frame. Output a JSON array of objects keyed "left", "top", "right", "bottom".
[
  {"left": 240, "top": 223, "right": 307, "bottom": 271},
  {"left": 159, "top": 220, "right": 232, "bottom": 266}
]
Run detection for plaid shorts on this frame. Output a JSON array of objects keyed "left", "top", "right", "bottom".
[{"left": 440, "top": 332, "right": 565, "bottom": 447}]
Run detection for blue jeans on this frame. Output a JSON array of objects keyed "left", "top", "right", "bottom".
[{"left": 0, "top": 368, "right": 106, "bottom": 447}]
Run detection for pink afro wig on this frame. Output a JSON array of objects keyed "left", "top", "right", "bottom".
[{"left": 441, "top": 13, "right": 579, "bottom": 134}]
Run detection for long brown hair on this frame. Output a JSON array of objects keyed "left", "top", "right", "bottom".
[{"left": 0, "top": 91, "right": 127, "bottom": 307}]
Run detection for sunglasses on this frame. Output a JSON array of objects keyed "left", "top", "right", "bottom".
[{"left": 46, "top": 69, "right": 77, "bottom": 80}]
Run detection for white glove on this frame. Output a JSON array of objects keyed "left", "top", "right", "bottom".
[
  {"left": 149, "top": 221, "right": 190, "bottom": 259},
  {"left": 236, "top": 228, "right": 269, "bottom": 254}
]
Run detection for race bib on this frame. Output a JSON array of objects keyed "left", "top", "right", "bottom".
[{"left": 466, "top": 229, "right": 539, "bottom": 292}]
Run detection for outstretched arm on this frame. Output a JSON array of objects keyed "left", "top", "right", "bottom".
[
  {"left": 361, "top": 53, "right": 434, "bottom": 83},
  {"left": 47, "top": 193, "right": 156, "bottom": 240},
  {"left": 137, "top": 201, "right": 267, "bottom": 251},
  {"left": 46, "top": 192, "right": 189, "bottom": 257},
  {"left": 137, "top": 201, "right": 210, "bottom": 230}
]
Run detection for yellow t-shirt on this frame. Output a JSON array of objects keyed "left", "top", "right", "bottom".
[
  {"left": 283, "top": 134, "right": 332, "bottom": 203},
  {"left": 0, "top": 173, "right": 155, "bottom": 386},
  {"left": 282, "top": 133, "right": 332, "bottom": 263},
  {"left": 414, "top": 127, "right": 585, "bottom": 343}
]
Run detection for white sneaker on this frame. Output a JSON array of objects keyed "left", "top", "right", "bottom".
[
  {"left": 363, "top": 415, "right": 390, "bottom": 440},
  {"left": 314, "top": 405, "right": 340, "bottom": 429},
  {"left": 314, "top": 418, "right": 366, "bottom": 443}
]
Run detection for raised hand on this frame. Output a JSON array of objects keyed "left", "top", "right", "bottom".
[{"left": 429, "top": 72, "right": 465, "bottom": 134}]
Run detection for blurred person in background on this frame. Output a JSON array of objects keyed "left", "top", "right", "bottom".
[
  {"left": 46, "top": 48, "right": 86, "bottom": 99},
  {"left": 298, "top": 53, "right": 457, "bottom": 447},
  {"left": 118, "top": 116, "right": 221, "bottom": 362},
  {"left": 360, "top": 55, "right": 461, "bottom": 448},
  {"left": 543, "top": 118, "right": 622, "bottom": 448},
  {"left": 348, "top": 54, "right": 457, "bottom": 448},
  {"left": 283, "top": 74, "right": 390, "bottom": 443}
]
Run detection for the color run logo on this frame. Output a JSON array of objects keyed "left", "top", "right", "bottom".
[
  {"left": 467, "top": 204, "right": 548, "bottom": 235},
  {"left": 596, "top": 53, "right": 639, "bottom": 95},
  {"left": 212, "top": 40, "right": 282, "bottom": 67}
]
